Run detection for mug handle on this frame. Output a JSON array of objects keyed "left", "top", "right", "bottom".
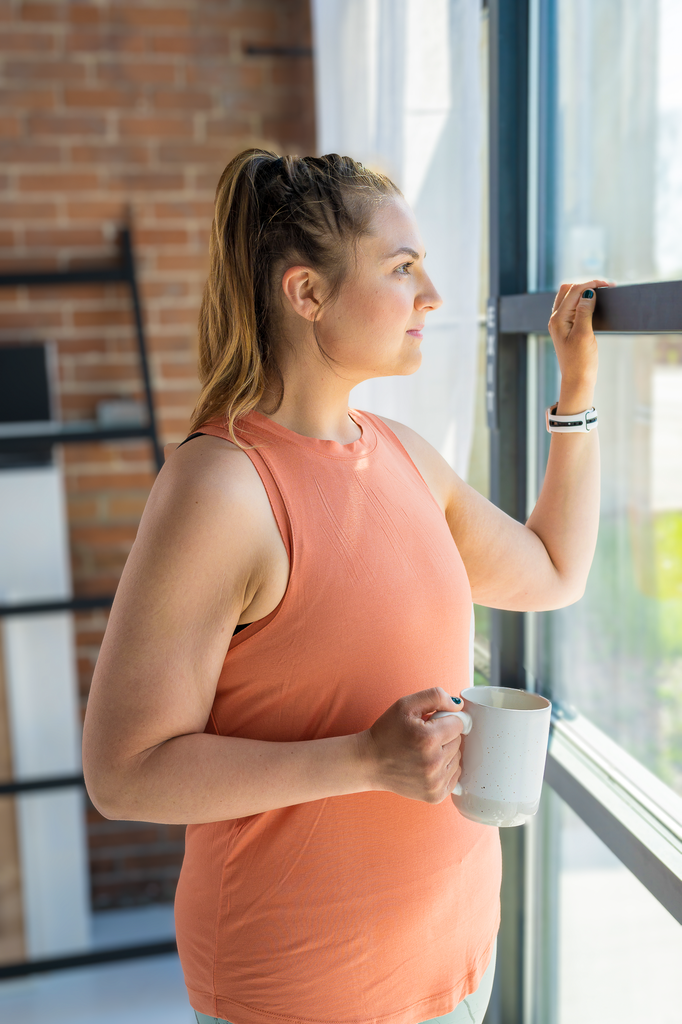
[
  {"left": 431, "top": 710, "right": 473, "bottom": 734},
  {"left": 431, "top": 710, "right": 473, "bottom": 797}
]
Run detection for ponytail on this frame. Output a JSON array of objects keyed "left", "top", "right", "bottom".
[{"left": 190, "top": 149, "right": 400, "bottom": 443}]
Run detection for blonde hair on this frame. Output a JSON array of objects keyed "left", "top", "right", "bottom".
[{"left": 191, "top": 149, "right": 400, "bottom": 443}]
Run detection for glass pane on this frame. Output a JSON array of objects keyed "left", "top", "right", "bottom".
[
  {"left": 549, "top": 0, "right": 682, "bottom": 287},
  {"left": 533, "top": 335, "right": 682, "bottom": 795},
  {"left": 555, "top": 795, "right": 682, "bottom": 1024}
]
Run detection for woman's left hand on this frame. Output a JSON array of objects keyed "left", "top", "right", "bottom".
[{"left": 547, "top": 278, "right": 612, "bottom": 409}]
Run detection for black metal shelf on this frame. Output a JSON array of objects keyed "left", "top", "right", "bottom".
[
  {"left": 0, "top": 594, "right": 114, "bottom": 617},
  {"left": 0, "top": 939, "right": 178, "bottom": 980},
  {"left": 0, "top": 228, "right": 163, "bottom": 470},
  {"left": 0, "top": 424, "right": 154, "bottom": 453},
  {"left": 0, "top": 773, "right": 84, "bottom": 796},
  {"left": 0, "top": 266, "right": 129, "bottom": 288}
]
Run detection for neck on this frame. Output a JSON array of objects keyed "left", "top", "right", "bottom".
[{"left": 256, "top": 353, "right": 362, "bottom": 445}]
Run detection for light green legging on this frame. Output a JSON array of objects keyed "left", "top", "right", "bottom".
[{"left": 193, "top": 943, "right": 497, "bottom": 1024}]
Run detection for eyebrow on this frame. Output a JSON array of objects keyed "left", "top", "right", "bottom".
[{"left": 381, "top": 246, "right": 424, "bottom": 262}]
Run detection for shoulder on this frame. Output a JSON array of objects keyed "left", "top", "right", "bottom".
[
  {"left": 369, "top": 413, "right": 462, "bottom": 516},
  {"left": 139, "top": 434, "right": 277, "bottom": 570}
]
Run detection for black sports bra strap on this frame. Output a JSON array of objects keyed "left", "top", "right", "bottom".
[{"left": 175, "top": 431, "right": 206, "bottom": 449}]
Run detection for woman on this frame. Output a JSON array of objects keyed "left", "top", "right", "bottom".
[{"left": 83, "top": 151, "right": 605, "bottom": 1024}]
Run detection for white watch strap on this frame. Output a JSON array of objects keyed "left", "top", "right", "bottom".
[{"left": 546, "top": 403, "right": 598, "bottom": 433}]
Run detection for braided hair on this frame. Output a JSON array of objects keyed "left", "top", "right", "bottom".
[{"left": 191, "top": 149, "right": 401, "bottom": 442}]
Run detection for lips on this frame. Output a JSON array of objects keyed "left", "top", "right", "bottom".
[{"left": 406, "top": 325, "right": 424, "bottom": 337}]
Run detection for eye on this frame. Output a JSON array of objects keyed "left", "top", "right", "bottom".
[{"left": 395, "top": 261, "right": 414, "bottom": 276}]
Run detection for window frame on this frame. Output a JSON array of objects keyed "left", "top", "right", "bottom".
[{"left": 485, "top": 1, "right": 682, "bottom": 1022}]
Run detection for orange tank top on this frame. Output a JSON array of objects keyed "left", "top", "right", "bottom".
[{"left": 174, "top": 408, "right": 501, "bottom": 1024}]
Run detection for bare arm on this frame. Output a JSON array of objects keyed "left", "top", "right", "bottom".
[
  {"left": 384, "top": 280, "right": 608, "bottom": 611},
  {"left": 83, "top": 437, "right": 466, "bottom": 824}
]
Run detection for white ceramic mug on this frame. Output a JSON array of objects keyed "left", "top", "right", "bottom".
[{"left": 433, "top": 686, "right": 552, "bottom": 827}]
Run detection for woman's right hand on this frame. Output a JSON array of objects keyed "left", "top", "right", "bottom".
[{"left": 361, "top": 687, "right": 467, "bottom": 804}]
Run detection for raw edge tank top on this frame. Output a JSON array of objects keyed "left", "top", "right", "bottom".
[{"left": 174, "top": 408, "right": 501, "bottom": 1024}]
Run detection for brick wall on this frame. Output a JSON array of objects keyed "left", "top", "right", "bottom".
[{"left": 0, "top": 0, "right": 315, "bottom": 910}]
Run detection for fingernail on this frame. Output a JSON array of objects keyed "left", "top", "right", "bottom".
[
  {"left": 582, "top": 289, "right": 594, "bottom": 299},
  {"left": 451, "top": 696, "right": 462, "bottom": 704}
]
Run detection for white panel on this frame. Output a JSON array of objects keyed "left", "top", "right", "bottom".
[
  {"left": 3, "top": 614, "right": 81, "bottom": 776},
  {"left": 0, "top": 467, "right": 71, "bottom": 600},
  {"left": 17, "top": 791, "right": 91, "bottom": 957},
  {"left": 0, "top": 464, "right": 91, "bottom": 957}
]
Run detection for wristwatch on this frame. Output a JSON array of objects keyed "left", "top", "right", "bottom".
[{"left": 545, "top": 403, "right": 598, "bottom": 433}]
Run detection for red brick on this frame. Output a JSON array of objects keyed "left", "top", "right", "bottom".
[
  {"left": 74, "top": 472, "right": 155, "bottom": 491},
  {"left": 0, "top": 116, "right": 21, "bottom": 137},
  {"left": 0, "top": 230, "right": 15, "bottom": 246},
  {"left": 0, "top": 142, "right": 62, "bottom": 163},
  {"left": 206, "top": 114, "right": 256, "bottom": 138},
  {"left": 0, "top": 310, "right": 63, "bottom": 328},
  {"left": 3, "top": 30, "right": 56, "bottom": 50},
  {"left": 118, "top": 115, "right": 194, "bottom": 138},
  {"left": 145, "top": 36, "right": 195, "bottom": 56},
  {"left": 96, "top": 60, "right": 177, "bottom": 85},
  {"left": 135, "top": 227, "right": 189, "bottom": 245},
  {"left": 68, "top": 4, "right": 101, "bottom": 25},
  {"left": 70, "top": 525, "right": 137, "bottom": 546},
  {"left": 72, "top": 309, "right": 134, "bottom": 328},
  {"left": 65, "top": 200, "right": 127, "bottom": 220},
  {"left": 155, "top": 252, "right": 209, "bottom": 273},
  {"left": 25, "top": 227, "right": 105, "bottom": 247},
  {"left": 112, "top": 7, "right": 191, "bottom": 29},
  {"left": 0, "top": 255, "right": 58, "bottom": 272},
  {"left": 222, "top": 10, "right": 279, "bottom": 32},
  {"left": 71, "top": 143, "right": 151, "bottom": 164},
  {"left": 152, "top": 89, "right": 213, "bottom": 112},
  {"left": 18, "top": 172, "right": 100, "bottom": 191},
  {"left": 66, "top": 30, "right": 146, "bottom": 55},
  {"left": 158, "top": 359, "right": 197, "bottom": 376},
  {"left": 0, "top": 88, "right": 55, "bottom": 109},
  {"left": 73, "top": 361, "right": 136, "bottom": 379},
  {"left": 108, "top": 171, "right": 185, "bottom": 191},
  {"left": 64, "top": 87, "right": 137, "bottom": 109},
  {"left": 20, "top": 2, "right": 60, "bottom": 21},
  {"left": 26, "top": 284, "right": 112, "bottom": 301},
  {"left": 4, "top": 59, "right": 86, "bottom": 80},
  {"left": 157, "top": 141, "right": 234, "bottom": 165},
  {"left": 107, "top": 495, "right": 147, "bottom": 519},
  {"left": 28, "top": 112, "right": 107, "bottom": 135},
  {"left": 157, "top": 306, "right": 198, "bottom": 326},
  {"left": 152, "top": 200, "right": 214, "bottom": 220}
]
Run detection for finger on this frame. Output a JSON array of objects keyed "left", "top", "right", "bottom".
[
  {"left": 427, "top": 711, "right": 467, "bottom": 744},
  {"left": 574, "top": 285, "right": 597, "bottom": 319},
  {"left": 554, "top": 281, "right": 594, "bottom": 319},
  {"left": 401, "top": 687, "right": 457, "bottom": 719},
  {"left": 551, "top": 283, "right": 572, "bottom": 314}
]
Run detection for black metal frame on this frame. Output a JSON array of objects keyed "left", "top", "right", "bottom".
[
  {"left": 0, "top": 227, "right": 170, "bottom": 978},
  {"left": 0, "top": 227, "right": 162, "bottom": 469}
]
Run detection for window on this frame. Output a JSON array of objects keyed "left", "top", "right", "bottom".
[{"left": 485, "top": 2, "right": 682, "bottom": 1021}]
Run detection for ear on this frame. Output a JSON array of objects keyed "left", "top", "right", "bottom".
[{"left": 280, "top": 265, "right": 326, "bottom": 322}]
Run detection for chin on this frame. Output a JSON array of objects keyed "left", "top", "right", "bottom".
[{"left": 396, "top": 350, "right": 423, "bottom": 376}]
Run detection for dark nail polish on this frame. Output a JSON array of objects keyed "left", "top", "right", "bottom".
[
  {"left": 451, "top": 696, "right": 462, "bottom": 704},
  {"left": 582, "top": 289, "right": 594, "bottom": 299}
]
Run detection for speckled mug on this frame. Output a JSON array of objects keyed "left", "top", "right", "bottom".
[{"left": 438, "top": 686, "right": 552, "bottom": 828}]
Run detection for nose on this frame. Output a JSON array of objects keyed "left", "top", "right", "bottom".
[{"left": 417, "top": 273, "right": 443, "bottom": 312}]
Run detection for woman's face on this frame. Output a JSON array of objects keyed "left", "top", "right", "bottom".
[{"left": 317, "top": 196, "right": 443, "bottom": 382}]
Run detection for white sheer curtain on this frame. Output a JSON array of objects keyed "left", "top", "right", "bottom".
[{"left": 311, "top": 0, "right": 482, "bottom": 479}]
